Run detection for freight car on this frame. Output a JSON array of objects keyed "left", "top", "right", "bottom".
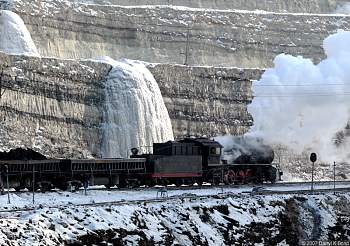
[{"left": 0, "top": 137, "right": 282, "bottom": 192}]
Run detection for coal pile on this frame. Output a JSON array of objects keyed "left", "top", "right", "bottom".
[{"left": 0, "top": 148, "right": 47, "bottom": 160}]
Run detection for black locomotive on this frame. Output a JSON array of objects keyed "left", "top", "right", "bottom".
[{"left": 0, "top": 137, "right": 282, "bottom": 192}]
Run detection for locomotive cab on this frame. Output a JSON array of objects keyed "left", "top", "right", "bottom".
[{"left": 178, "top": 138, "right": 223, "bottom": 169}]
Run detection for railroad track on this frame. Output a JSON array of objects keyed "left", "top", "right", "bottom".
[
  {"left": 3, "top": 180, "right": 350, "bottom": 194},
  {"left": 0, "top": 182, "right": 349, "bottom": 214}
]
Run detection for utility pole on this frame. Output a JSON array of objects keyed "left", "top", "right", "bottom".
[
  {"left": 0, "top": 69, "right": 2, "bottom": 99},
  {"left": 0, "top": 69, "right": 7, "bottom": 99},
  {"left": 181, "top": 25, "right": 191, "bottom": 66},
  {"left": 333, "top": 161, "right": 336, "bottom": 195},
  {"left": 32, "top": 165, "right": 35, "bottom": 204}
]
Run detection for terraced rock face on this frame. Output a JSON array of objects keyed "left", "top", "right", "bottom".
[
  {"left": 148, "top": 64, "right": 262, "bottom": 137},
  {"left": 0, "top": 52, "right": 111, "bottom": 158},
  {"left": 75, "top": 0, "right": 339, "bottom": 14},
  {"left": 9, "top": 1, "right": 350, "bottom": 68},
  {"left": 0, "top": 53, "right": 257, "bottom": 157}
]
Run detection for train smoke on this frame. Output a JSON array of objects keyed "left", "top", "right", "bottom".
[
  {"left": 247, "top": 30, "right": 350, "bottom": 162},
  {"left": 335, "top": 3, "right": 350, "bottom": 14}
]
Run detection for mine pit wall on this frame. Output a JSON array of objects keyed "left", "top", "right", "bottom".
[
  {"left": 77, "top": 0, "right": 339, "bottom": 14},
  {"left": 148, "top": 64, "right": 263, "bottom": 138},
  {"left": 0, "top": 53, "right": 261, "bottom": 157},
  {"left": 0, "top": 52, "right": 111, "bottom": 158},
  {"left": 10, "top": 1, "right": 350, "bottom": 69}
]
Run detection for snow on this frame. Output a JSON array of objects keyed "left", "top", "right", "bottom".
[
  {"left": 98, "top": 57, "right": 174, "bottom": 157},
  {"left": 0, "top": 10, "right": 39, "bottom": 56},
  {"left": 0, "top": 186, "right": 348, "bottom": 244},
  {"left": 0, "top": 182, "right": 349, "bottom": 210},
  {"left": 63, "top": 2, "right": 350, "bottom": 17}
]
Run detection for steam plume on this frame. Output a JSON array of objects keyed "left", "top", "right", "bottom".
[{"left": 247, "top": 30, "right": 350, "bottom": 162}]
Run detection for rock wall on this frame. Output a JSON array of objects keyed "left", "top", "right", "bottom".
[
  {"left": 0, "top": 52, "right": 111, "bottom": 158},
  {"left": 148, "top": 64, "right": 262, "bottom": 138},
  {"left": 0, "top": 53, "right": 258, "bottom": 157},
  {"left": 10, "top": 1, "right": 350, "bottom": 68},
  {"left": 75, "top": 0, "right": 339, "bottom": 14}
]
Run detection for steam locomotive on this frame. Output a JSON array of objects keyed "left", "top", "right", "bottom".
[{"left": 0, "top": 138, "right": 282, "bottom": 192}]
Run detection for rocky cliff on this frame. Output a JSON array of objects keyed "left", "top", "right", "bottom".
[
  {"left": 0, "top": 52, "right": 258, "bottom": 157},
  {"left": 0, "top": 52, "right": 111, "bottom": 158},
  {"left": 148, "top": 64, "right": 262, "bottom": 138},
  {"left": 10, "top": 0, "right": 350, "bottom": 68}
]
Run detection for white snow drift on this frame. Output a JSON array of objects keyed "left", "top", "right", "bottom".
[
  {"left": 100, "top": 57, "right": 174, "bottom": 158},
  {"left": 248, "top": 30, "right": 350, "bottom": 162},
  {"left": 0, "top": 10, "right": 39, "bottom": 56}
]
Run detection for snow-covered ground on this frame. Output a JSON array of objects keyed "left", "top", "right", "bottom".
[
  {"left": 0, "top": 182, "right": 349, "bottom": 211},
  {"left": 0, "top": 188, "right": 349, "bottom": 245}
]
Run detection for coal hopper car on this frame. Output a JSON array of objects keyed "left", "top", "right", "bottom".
[{"left": 0, "top": 156, "right": 147, "bottom": 191}]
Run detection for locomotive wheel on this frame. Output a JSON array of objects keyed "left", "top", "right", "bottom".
[
  {"left": 195, "top": 178, "right": 203, "bottom": 186},
  {"left": 40, "top": 182, "right": 52, "bottom": 193},
  {"left": 56, "top": 183, "right": 68, "bottom": 191},
  {"left": 14, "top": 186, "right": 24, "bottom": 192},
  {"left": 175, "top": 179, "right": 183, "bottom": 187},
  {"left": 224, "top": 170, "right": 236, "bottom": 185},
  {"left": 118, "top": 178, "right": 127, "bottom": 189}
]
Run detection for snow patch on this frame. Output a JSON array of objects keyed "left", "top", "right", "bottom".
[{"left": 0, "top": 10, "right": 39, "bottom": 56}]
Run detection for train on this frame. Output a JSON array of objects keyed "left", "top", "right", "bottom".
[{"left": 0, "top": 137, "right": 283, "bottom": 192}]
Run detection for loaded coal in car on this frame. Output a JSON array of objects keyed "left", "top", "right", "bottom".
[{"left": 0, "top": 148, "right": 47, "bottom": 160}]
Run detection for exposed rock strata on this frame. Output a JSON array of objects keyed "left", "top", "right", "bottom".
[
  {"left": 0, "top": 53, "right": 258, "bottom": 157},
  {"left": 0, "top": 52, "right": 111, "bottom": 158},
  {"left": 148, "top": 64, "right": 262, "bottom": 138},
  {"left": 9, "top": 1, "right": 350, "bottom": 68}
]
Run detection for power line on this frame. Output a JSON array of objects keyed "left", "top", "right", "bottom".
[
  {"left": 254, "top": 93, "right": 350, "bottom": 97},
  {"left": 254, "top": 83, "right": 349, "bottom": 87}
]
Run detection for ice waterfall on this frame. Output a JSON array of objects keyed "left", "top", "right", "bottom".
[
  {"left": 0, "top": 10, "right": 39, "bottom": 56},
  {"left": 100, "top": 58, "right": 174, "bottom": 158}
]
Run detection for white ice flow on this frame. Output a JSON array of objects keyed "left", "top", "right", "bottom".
[
  {"left": 0, "top": 10, "right": 39, "bottom": 56},
  {"left": 248, "top": 30, "right": 350, "bottom": 162},
  {"left": 100, "top": 57, "right": 174, "bottom": 158}
]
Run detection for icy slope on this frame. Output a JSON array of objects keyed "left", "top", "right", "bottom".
[
  {"left": 0, "top": 192, "right": 349, "bottom": 245},
  {"left": 101, "top": 58, "right": 174, "bottom": 157},
  {"left": 0, "top": 10, "right": 39, "bottom": 56}
]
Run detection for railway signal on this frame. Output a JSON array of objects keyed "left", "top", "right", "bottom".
[{"left": 310, "top": 153, "right": 317, "bottom": 193}]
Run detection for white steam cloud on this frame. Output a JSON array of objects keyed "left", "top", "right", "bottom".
[
  {"left": 248, "top": 30, "right": 350, "bottom": 162},
  {"left": 335, "top": 3, "right": 350, "bottom": 14}
]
